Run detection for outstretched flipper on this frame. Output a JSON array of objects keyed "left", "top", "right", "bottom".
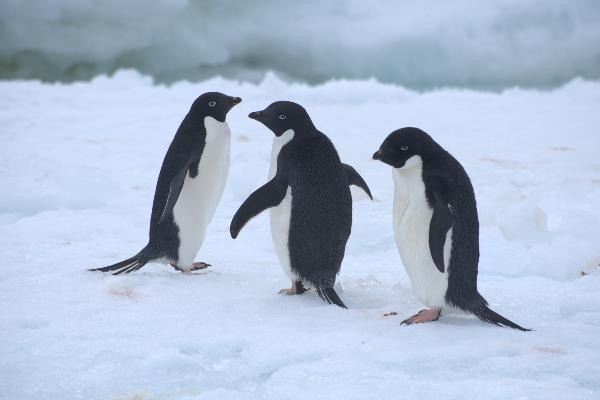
[
  {"left": 429, "top": 189, "right": 454, "bottom": 273},
  {"left": 342, "top": 163, "right": 373, "bottom": 200},
  {"left": 158, "top": 159, "right": 195, "bottom": 224},
  {"left": 316, "top": 287, "right": 348, "bottom": 309},
  {"left": 230, "top": 174, "right": 288, "bottom": 238}
]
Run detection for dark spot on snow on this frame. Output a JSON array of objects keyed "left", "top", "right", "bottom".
[
  {"left": 478, "top": 157, "right": 522, "bottom": 169},
  {"left": 547, "top": 146, "right": 574, "bottom": 152},
  {"left": 531, "top": 346, "right": 565, "bottom": 355},
  {"left": 108, "top": 287, "right": 138, "bottom": 299}
]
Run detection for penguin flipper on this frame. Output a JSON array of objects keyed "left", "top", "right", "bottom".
[
  {"left": 230, "top": 175, "right": 288, "bottom": 238},
  {"left": 429, "top": 190, "right": 453, "bottom": 273},
  {"left": 342, "top": 163, "right": 373, "bottom": 200},
  {"left": 159, "top": 161, "right": 192, "bottom": 224}
]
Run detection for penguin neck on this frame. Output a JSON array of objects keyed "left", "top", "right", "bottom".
[
  {"left": 398, "top": 155, "right": 424, "bottom": 173},
  {"left": 269, "top": 129, "right": 295, "bottom": 178},
  {"left": 287, "top": 115, "right": 317, "bottom": 137},
  {"left": 294, "top": 112, "right": 316, "bottom": 131},
  {"left": 393, "top": 155, "right": 424, "bottom": 187},
  {"left": 275, "top": 129, "right": 296, "bottom": 144},
  {"left": 180, "top": 110, "right": 206, "bottom": 134}
]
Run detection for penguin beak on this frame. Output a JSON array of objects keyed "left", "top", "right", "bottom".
[
  {"left": 372, "top": 149, "right": 382, "bottom": 160},
  {"left": 231, "top": 97, "right": 242, "bottom": 105},
  {"left": 248, "top": 111, "right": 263, "bottom": 120}
]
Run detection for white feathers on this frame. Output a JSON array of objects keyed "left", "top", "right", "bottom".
[
  {"left": 268, "top": 129, "right": 297, "bottom": 281},
  {"left": 392, "top": 155, "right": 451, "bottom": 308},
  {"left": 172, "top": 116, "right": 231, "bottom": 270}
]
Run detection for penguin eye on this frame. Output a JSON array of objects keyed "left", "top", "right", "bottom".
[
  {"left": 278, "top": 114, "right": 286, "bottom": 120},
  {"left": 208, "top": 101, "right": 216, "bottom": 107},
  {"left": 400, "top": 146, "right": 409, "bottom": 151}
]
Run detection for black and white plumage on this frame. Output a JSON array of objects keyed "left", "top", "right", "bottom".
[
  {"left": 373, "top": 127, "right": 529, "bottom": 330},
  {"left": 90, "top": 92, "right": 241, "bottom": 275},
  {"left": 230, "top": 101, "right": 372, "bottom": 308}
]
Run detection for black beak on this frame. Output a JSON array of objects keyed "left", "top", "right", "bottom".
[
  {"left": 372, "top": 150, "right": 382, "bottom": 160},
  {"left": 248, "top": 111, "right": 263, "bottom": 120},
  {"left": 231, "top": 97, "right": 242, "bottom": 105}
]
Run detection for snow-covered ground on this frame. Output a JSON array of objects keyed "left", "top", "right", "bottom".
[{"left": 1, "top": 71, "right": 599, "bottom": 399}]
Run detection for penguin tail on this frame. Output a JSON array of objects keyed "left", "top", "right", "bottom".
[
  {"left": 89, "top": 250, "right": 152, "bottom": 276},
  {"left": 467, "top": 295, "right": 530, "bottom": 331},
  {"left": 316, "top": 287, "right": 348, "bottom": 309}
]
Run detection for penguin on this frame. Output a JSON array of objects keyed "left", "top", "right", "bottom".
[
  {"left": 230, "top": 101, "right": 372, "bottom": 308},
  {"left": 90, "top": 92, "right": 241, "bottom": 275},
  {"left": 373, "top": 127, "right": 529, "bottom": 330}
]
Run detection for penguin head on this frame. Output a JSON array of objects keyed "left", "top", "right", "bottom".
[
  {"left": 373, "top": 127, "right": 437, "bottom": 168},
  {"left": 248, "top": 101, "right": 315, "bottom": 137},
  {"left": 191, "top": 92, "right": 242, "bottom": 122}
]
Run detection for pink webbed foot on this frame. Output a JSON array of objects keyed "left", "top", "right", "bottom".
[{"left": 401, "top": 308, "right": 441, "bottom": 325}]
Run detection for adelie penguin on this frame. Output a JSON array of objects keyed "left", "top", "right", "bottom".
[
  {"left": 373, "top": 127, "right": 529, "bottom": 330},
  {"left": 90, "top": 92, "right": 241, "bottom": 275},
  {"left": 230, "top": 101, "right": 372, "bottom": 308}
]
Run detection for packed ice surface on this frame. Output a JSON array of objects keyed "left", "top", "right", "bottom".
[
  {"left": 1, "top": 71, "right": 600, "bottom": 399},
  {"left": 1, "top": 0, "right": 600, "bottom": 88}
]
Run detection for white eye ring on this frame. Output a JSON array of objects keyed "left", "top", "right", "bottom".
[
  {"left": 400, "top": 146, "right": 409, "bottom": 151},
  {"left": 208, "top": 101, "right": 216, "bottom": 107},
  {"left": 278, "top": 114, "right": 286, "bottom": 120}
]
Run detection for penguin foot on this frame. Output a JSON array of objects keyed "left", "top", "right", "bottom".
[
  {"left": 279, "top": 288, "right": 297, "bottom": 295},
  {"left": 170, "top": 262, "right": 211, "bottom": 273},
  {"left": 191, "top": 262, "right": 211, "bottom": 271},
  {"left": 279, "top": 280, "right": 308, "bottom": 295},
  {"left": 401, "top": 308, "right": 441, "bottom": 325}
]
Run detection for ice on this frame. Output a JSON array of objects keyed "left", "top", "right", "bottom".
[
  {"left": 1, "top": 71, "right": 599, "bottom": 399},
  {"left": 1, "top": 1, "right": 599, "bottom": 89}
]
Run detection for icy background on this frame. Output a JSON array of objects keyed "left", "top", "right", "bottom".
[
  {"left": 1, "top": 0, "right": 600, "bottom": 89},
  {"left": 1, "top": 72, "right": 599, "bottom": 399}
]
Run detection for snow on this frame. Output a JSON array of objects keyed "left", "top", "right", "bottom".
[
  {"left": 1, "top": 0, "right": 600, "bottom": 89},
  {"left": 1, "top": 71, "right": 600, "bottom": 399}
]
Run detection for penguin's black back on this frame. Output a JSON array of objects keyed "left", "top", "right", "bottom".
[
  {"left": 422, "top": 147, "right": 480, "bottom": 308},
  {"left": 278, "top": 131, "right": 352, "bottom": 288},
  {"left": 146, "top": 114, "right": 206, "bottom": 261}
]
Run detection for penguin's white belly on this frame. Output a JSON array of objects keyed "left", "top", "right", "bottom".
[
  {"left": 270, "top": 188, "right": 297, "bottom": 281},
  {"left": 267, "top": 129, "right": 298, "bottom": 282},
  {"left": 392, "top": 159, "right": 451, "bottom": 308},
  {"left": 173, "top": 116, "right": 230, "bottom": 269}
]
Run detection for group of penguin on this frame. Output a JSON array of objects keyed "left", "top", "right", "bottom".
[{"left": 90, "top": 92, "right": 529, "bottom": 331}]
